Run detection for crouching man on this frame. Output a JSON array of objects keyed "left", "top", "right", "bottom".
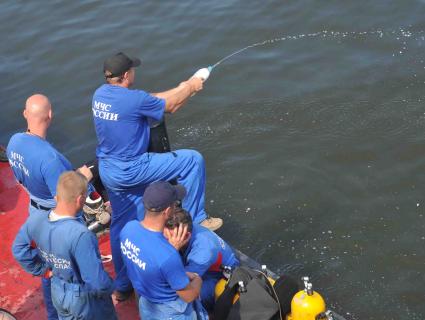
[
  {"left": 120, "top": 181, "right": 208, "bottom": 319},
  {"left": 165, "top": 209, "right": 240, "bottom": 312},
  {"left": 12, "top": 171, "right": 117, "bottom": 320}
]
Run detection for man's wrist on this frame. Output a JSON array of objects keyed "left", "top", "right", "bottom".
[
  {"left": 171, "top": 241, "right": 181, "bottom": 250},
  {"left": 179, "top": 81, "right": 190, "bottom": 91}
]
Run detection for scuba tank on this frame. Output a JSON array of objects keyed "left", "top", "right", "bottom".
[
  {"left": 214, "top": 265, "right": 240, "bottom": 304},
  {"left": 215, "top": 272, "right": 335, "bottom": 320},
  {"left": 286, "top": 277, "right": 334, "bottom": 320}
]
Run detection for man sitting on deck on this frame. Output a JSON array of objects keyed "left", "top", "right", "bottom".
[
  {"left": 165, "top": 208, "right": 240, "bottom": 312},
  {"left": 6, "top": 94, "right": 94, "bottom": 320},
  {"left": 12, "top": 171, "right": 116, "bottom": 320},
  {"left": 92, "top": 52, "right": 222, "bottom": 300},
  {"left": 120, "top": 181, "right": 207, "bottom": 319}
]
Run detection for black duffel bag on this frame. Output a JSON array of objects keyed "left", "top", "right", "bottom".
[{"left": 213, "top": 267, "right": 299, "bottom": 320}]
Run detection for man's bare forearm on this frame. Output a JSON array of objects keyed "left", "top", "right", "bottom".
[
  {"left": 151, "top": 77, "right": 203, "bottom": 113},
  {"left": 176, "top": 272, "right": 202, "bottom": 303}
]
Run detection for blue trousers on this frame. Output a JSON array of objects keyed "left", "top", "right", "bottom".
[
  {"left": 106, "top": 188, "right": 142, "bottom": 291},
  {"left": 51, "top": 278, "right": 117, "bottom": 320},
  {"left": 30, "top": 202, "right": 58, "bottom": 320},
  {"left": 100, "top": 150, "right": 208, "bottom": 292},
  {"left": 138, "top": 296, "right": 208, "bottom": 320},
  {"left": 42, "top": 277, "right": 59, "bottom": 320}
]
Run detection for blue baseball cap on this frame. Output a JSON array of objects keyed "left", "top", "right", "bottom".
[{"left": 143, "top": 181, "right": 186, "bottom": 211}]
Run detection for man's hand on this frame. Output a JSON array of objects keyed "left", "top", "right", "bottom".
[
  {"left": 187, "top": 77, "right": 204, "bottom": 93},
  {"left": 43, "top": 269, "right": 53, "bottom": 279},
  {"left": 164, "top": 223, "right": 189, "bottom": 250},
  {"left": 192, "top": 68, "right": 210, "bottom": 81},
  {"left": 186, "top": 271, "right": 200, "bottom": 281},
  {"left": 77, "top": 165, "right": 93, "bottom": 181}
]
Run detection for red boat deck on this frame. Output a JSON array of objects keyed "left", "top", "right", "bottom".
[{"left": 0, "top": 160, "right": 139, "bottom": 319}]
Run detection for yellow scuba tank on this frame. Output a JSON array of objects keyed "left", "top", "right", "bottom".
[
  {"left": 286, "top": 277, "right": 326, "bottom": 320},
  {"left": 214, "top": 278, "right": 241, "bottom": 303},
  {"left": 214, "top": 278, "right": 230, "bottom": 301}
]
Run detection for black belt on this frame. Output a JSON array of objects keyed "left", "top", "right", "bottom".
[{"left": 30, "top": 199, "right": 52, "bottom": 211}]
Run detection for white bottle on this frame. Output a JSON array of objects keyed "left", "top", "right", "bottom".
[{"left": 193, "top": 67, "right": 211, "bottom": 81}]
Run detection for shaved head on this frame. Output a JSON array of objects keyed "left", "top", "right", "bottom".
[
  {"left": 25, "top": 94, "right": 51, "bottom": 122},
  {"left": 56, "top": 171, "right": 88, "bottom": 204},
  {"left": 23, "top": 94, "right": 53, "bottom": 137}
]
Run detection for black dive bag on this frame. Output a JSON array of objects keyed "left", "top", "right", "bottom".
[
  {"left": 148, "top": 119, "right": 172, "bottom": 153},
  {"left": 147, "top": 119, "right": 179, "bottom": 186},
  {"left": 213, "top": 267, "right": 299, "bottom": 320}
]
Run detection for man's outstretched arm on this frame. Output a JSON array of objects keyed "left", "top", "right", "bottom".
[{"left": 152, "top": 77, "right": 204, "bottom": 113}]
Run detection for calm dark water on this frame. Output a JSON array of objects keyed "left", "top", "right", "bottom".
[{"left": 2, "top": 1, "right": 425, "bottom": 319}]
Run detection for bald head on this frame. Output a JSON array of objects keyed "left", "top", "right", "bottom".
[
  {"left": 24, "top": 94, "right": 52, "bottom": 127},
  {"left": 56, "top": 171, "right": 88, "bottom": 205}
]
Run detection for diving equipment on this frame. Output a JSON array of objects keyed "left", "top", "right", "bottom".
[{"left": 286, "top": 277, "right": 333, "bottom": 320}]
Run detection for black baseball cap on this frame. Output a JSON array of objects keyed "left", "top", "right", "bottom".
[
  {"left": 143, "top": 181, "right": 186, "bottom": 212},
  {"left": 103, "top": 52, "right": 141, "bottom": 78}
]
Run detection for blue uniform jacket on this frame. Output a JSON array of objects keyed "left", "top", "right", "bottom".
[
  {"left": 12, "top": 211, "right": 114, "bottom": 297},
  {"left": 183, "top": 225, "right": 239, "bottom": 276},
  {"left": 7, "top": 133, "right": 94, "bottom": 212}
]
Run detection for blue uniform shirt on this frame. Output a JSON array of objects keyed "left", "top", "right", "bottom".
[
  {"left": 184, "top": 225, "right": 239, "bottom": 276},
  {"left": 120, "top": 220, "right": 189, "bottom": 303},
  {"left": 7, "top": 133, "right": 73, "bottom": 207},
  {"left": 92, "top": 84, "right": 165, "bottom": 160},
  {"left": 12, "top": 211, "right": 114, "bottom": 295}
]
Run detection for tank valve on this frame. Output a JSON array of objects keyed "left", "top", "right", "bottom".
[
  {"left": 238, "top": 281, "right": 247, "bottom": 294},
  {"left": 261, "top": 264, "right": 268, "bottom": 276},
  {"left": 302, "top": 276, "right": 310, "bottom": 291},
  {"left": 306, "top": 283, "right": 313, "bottom": 296},
  {"left": 221, "top": 265, "right": 232, "bottom": 279}
]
